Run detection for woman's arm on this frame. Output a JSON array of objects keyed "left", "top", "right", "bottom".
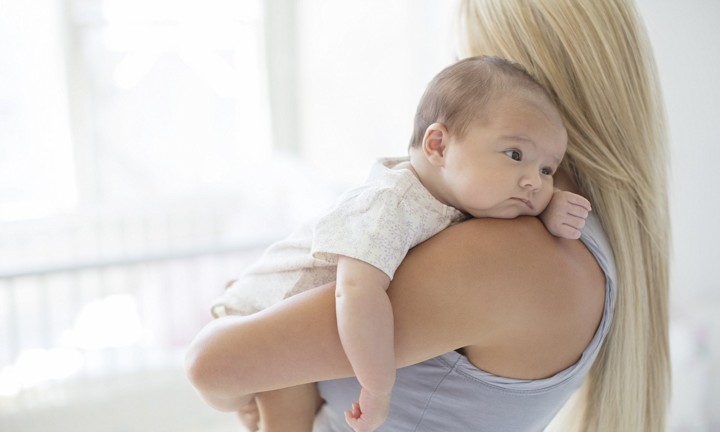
[{"left": 185, "top": 216, "right": 604, "bottom": 411}]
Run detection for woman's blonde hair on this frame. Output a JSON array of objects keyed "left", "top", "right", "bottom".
[{"left": 458, "top": 0, "right": 670, "bottom": 431}]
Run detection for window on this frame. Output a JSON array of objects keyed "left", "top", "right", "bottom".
[
  {"left": 0, "top": 1, "right": 78, "bottom": 221},
  {"left": 69, "top": 0, "right": 272, "bottom": 207},
  {"left": 0, "top": 0, "right": 274, "bottom": 223}
]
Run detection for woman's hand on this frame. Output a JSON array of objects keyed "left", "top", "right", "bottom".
[{"left": 237, "top": 398, "right": 260, "bottom": 431}]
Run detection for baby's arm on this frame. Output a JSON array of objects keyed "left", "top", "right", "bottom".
[
  {"left": 539, "top": 189, "right": 592, "bottom": 239},
  {"left": 335, "top": 256, "right": 394, "bottom": 432}
]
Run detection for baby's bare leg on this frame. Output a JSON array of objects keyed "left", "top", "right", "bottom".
[{"left": 255, "top": 383, "right": 323, "bottom": 432}]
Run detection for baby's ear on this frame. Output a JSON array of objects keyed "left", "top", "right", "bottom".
[{"left": 422, "top": 123, "right": 449, "bottom": 167}]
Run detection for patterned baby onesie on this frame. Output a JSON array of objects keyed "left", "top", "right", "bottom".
[{"left": 211, "top": 157, "right": 466, "bottom": 317}]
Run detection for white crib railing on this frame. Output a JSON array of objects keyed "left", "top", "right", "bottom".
[{"left": 0, "top": 200, "right": 286, "bottom": 431}]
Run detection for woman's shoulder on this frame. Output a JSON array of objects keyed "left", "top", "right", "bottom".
[
  {"left": 459, "top": 217, "right": 605, "bottom": 379},
  {"left": 393, "top": 216, "right": 606, "bottom": 380}
]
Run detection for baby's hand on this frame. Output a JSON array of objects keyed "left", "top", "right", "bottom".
[
  {"left": 539, "top": 190, "right": 592, "bottom": 239},
  {"left": 344, "top": 387, "right": 391, "bottom": 432}
]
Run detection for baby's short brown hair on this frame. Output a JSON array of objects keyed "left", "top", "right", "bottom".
[{"left": 409, "top": 56, "right": 557, "bottom": 148}]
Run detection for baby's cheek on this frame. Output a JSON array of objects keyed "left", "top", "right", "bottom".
[{"left": 538, "top": 191, "right": 555, "bottom": 212}]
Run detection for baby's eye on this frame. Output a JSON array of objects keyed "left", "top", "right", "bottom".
[
  {"left": 540, "top": 167, "right": 554, "bottom": 175},
  {"left": 504, "top": 150, "right": 522, "bottom": 161}
]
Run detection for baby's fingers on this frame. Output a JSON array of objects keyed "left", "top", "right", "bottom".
[
  {"left": 344, "top": 402, "right": 361, "bottom": 420},
  {"left": 568, "top": 204, "right": 590, "bottom": 220},
  {"left": 565, "top": 193, "right": 592, "bottom": 212},
  {"left": 564, "top": 213, "right": 587, "bottom": 231},
  {"left": 553, "top": 223, "right": 583, "bottom": 240},
  {"left": 551, "top": 213, "right": 587, "bottom": 239}
]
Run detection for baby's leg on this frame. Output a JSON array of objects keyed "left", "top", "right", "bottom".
[{"left": 255, "top": 383, "right": 323, "bottom": 432}]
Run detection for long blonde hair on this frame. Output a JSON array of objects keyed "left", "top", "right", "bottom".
[{"left": 458, "top": 0, "right": 670, "bottom": 430}]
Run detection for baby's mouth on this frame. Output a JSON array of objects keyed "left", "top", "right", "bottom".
[{"left": 513, "top": 197, "right": 534, "bottom": 210}]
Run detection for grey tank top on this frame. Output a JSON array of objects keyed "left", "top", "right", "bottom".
[{"left": 316, "top": 213, "right": 616, "bottom": 431}]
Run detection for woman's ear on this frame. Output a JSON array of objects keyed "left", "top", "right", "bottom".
[{"left": 422, "top": 123, "right": 449, "bottom": 167}]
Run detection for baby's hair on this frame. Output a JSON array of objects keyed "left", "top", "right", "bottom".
[{"left": 409, "top": 56, "right": 556, "bottom": 148}]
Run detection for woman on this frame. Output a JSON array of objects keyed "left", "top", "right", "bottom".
[{"left": 185, "top": 0, "right": 670, "bottom": 430}]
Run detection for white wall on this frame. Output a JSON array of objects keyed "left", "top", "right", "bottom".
[{"left": 295, "top": 0, "right": 458, "bottom": 188}]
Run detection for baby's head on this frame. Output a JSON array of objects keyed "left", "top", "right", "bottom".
[
  {"left": 409, "top": 56, "right": 567, "bottom": 218},
  {"left": 409, "top": 56, "right": 559, "bottom": 150}
]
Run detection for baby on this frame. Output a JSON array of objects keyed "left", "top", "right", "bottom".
[{"left": 211, "top": 56, "right": 591, "bottom": 431}]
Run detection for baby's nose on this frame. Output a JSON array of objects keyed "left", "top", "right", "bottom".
[{"left": 520, "top": 171, "right": 542, "bottom": 190}]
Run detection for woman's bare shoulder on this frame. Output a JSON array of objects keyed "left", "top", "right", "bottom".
[{"left": 389, "top": 216, "right": 605, "bottom": 379}]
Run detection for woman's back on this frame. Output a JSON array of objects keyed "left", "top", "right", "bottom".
[{"left": 317, "top": 212, "right": 615, "bottom": 431}]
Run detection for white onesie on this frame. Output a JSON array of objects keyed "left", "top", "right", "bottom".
[{"left": 211, "top": 158, "right": 466, "bottom": 317}]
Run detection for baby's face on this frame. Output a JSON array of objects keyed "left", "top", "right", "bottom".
[{"left": 440, "top": 94, "right": 567, "bottom": 218}]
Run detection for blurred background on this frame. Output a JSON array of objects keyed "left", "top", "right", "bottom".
[{"left": 0, "top": 0, "right": 717, "bottom": 431}]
